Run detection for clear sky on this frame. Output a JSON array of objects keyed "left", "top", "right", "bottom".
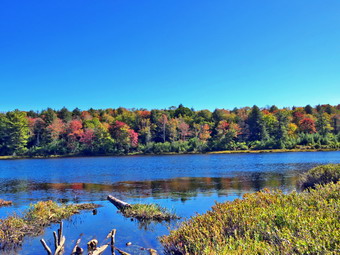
[{"left": 0, "top": 0, "right": 339, "bottom": 112}]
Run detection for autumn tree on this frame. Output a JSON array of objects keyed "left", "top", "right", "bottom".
[
  {"left": 299, "top": 118, "right": 316, "bottom": 134},
  {"left": 28, "top": 117, "right": 46, "bottom": 146},
  {"left": 178, "top": 119, "right": 190, "bottom": 141},
  {"left": 110, "top": 121, "right": 138, "bottom": 152}
]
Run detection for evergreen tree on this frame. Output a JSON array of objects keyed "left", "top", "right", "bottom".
[{"left": 247, "top": 106, "right": 268, "bottom": 141}]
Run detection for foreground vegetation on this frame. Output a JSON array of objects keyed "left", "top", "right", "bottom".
[
  {"left": 0, "top": 104, "right": 340, "bottom": 157},
  {"left": 0, "top": 201, "right": 98, "bottom": 250},
  {"left": 161, "top": 165, "right": 340, "bottom": 254}
]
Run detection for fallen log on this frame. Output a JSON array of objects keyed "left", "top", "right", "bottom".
[{"left": 107, "top": 196, "right": 131, "bottom": 210}]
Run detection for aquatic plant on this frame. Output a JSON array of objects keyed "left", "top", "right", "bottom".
[
  {"left": 160, "top": 182, "right": 340, "bottom": 254},
  {"left": 0, "top": 200, "right": 99, "bottom": 250},
  {"left": 300, "top": 163, "right": 340, "bottom": 190},
  {"left": 122, "top": 203, "right": 179, "bottom": 222},
  {"left": 107, "top": 195, "right": 179, "bottom": 222}
]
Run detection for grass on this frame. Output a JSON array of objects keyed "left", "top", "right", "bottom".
[
  {"left": 0, "top": 200, "right": 99, "bottom": 250},
  {"left": 1, "top": 148, "right": 338, "bottom": 160},
  {"left": 121, "top": 203, "right": 179, "bottom": 221},
  {"left": 208, "top": 148, "right": 338, "bottom": 154},
  {"left": 300, "top": 164, "right": 340, "bottom": 191},
  {"left": 160, "top": 182, "right": 340, "bottom": 254},
  {"left": 0, "top": 200, "right": 12, "bottom": 207}
]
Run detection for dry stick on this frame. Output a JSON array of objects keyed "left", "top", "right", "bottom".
[
  {"left": 71, "top": 237, "right": 82, "bottom": 254},
  {"left": 87, "top": 239, "right": 98, "bottom": 252},
  {"left": 53, "top": 231, "right": 58, "bottom": 250},
  {"left": 58, "top": 222, "right": 63, "bottom": 245},
  {"left": 147, "top": 248, "right": 158, "bottom": 255},
  {"left": 40, "top": 239, "right": 52, "bottom": 255},
  {"left": 111, "top": 229, "right": 116, "bottom": 246},
  {"left": 115, "top": 247, "right": 131, "bottom": 255},
  {"left": 92, "top": 244, "right": 109, "bottom": 255},
  {"left": 110, "top": 229, "right": 116, "bottom": 255},
  {"left": 54, "top": 235, "right": 65, "bottom": 255},
  {"left": 54, "top": 222, "right": 65, "bottom": 255}
]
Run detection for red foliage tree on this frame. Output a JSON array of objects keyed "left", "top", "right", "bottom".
[
  {"left": 47, "top": 118, "right": 66, "bottom": 141},
  {"left": 80, "top": 129, "right": 95, "bottom": 145},
  {"left": 293, "top": 111, "right": 305, "bottom": 124},
  {"left": 128, "top": 129, "right": 138, "bottom": 147},
  {"left": 299, "top": 118, "right": 316, "bottom": 133},
  {"left": 199, "top": 124, "right": 211, "bottom": 141},
  {"left": 178, "top": 120, "right": 190, "bottom": 141},
  {"left": 68, "top": 120, "right": 84, "bottom": 138}
]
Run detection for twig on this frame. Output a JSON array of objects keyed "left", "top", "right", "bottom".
[
  {"left": 71, "top": 236, "right": 82, "bottom": 254},
  {"left": 40, "top": 239, "right": 52, "bottom": 255},
  {"left": 53, "top": 231, "right": 58, "bottom": 250},
  {"left": 115, "top": 247, "right": 131, "bottom": 255}
]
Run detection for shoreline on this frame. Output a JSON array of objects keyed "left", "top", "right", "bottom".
[{"left": 0, "top": 148, "right": 338, "bottom": 160}]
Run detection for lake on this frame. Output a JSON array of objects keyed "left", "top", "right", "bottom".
[{"left": 1, "top": 151, "right": 339, "bottom": 254}]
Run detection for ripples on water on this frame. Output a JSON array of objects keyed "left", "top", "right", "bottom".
[{"left": 0, "top": 151, "right": 339, "bottom": 254}]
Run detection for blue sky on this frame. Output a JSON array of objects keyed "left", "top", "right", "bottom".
[{"left": 0, "top": 0, "right": 339, "bottom": 112}]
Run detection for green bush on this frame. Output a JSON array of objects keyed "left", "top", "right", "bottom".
[
  {"left": 160, "top": 182, "right": 340, "bottom": 254},
  {"left": 300, "top": 164, "right": 340, "bottom": 191}
]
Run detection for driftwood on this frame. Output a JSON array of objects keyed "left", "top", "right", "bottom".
[
  {"left": 40, "top": 222, "right": 158, "bottom": 255},
  {"left": 0, "top": 199, "right": 12, "bottom": 207},
  {"left": 40, "top": 239, "right": 52, "bottom": 255},
  {"left": 147, "top": 248, "right": 158, "bottom": 255},
  {"left": 107, "top": 195, "right": 131, "bottom": 210},
  {"left": 71, "top": 236, "right": 83, "bottom": 255},
  {"left": 115, "top": 247, "right": 130, "bottom": 255},
  {"left": 41, "top": 222, "right": 65, "bottom": 255}
]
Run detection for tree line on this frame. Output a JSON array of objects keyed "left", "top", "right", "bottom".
[{"left": 0, "top": 104, "right": 340, "bottom": 156}]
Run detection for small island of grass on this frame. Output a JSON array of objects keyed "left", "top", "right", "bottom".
[
  {"left": 107, "top": 195, "right": 179, "bottom": 222},
  {"left": 0, "top": 200, "right": 99, "bottom": 250},
  {"left": 122, "top": 203, "right": 179, "bottom": 221}
]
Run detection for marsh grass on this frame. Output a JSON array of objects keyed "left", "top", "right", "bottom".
[
  {"left": 122, "top": 203, "right": 179, "bottom": 221},
  {"left": 160, "top": 182, "right": 340, "bottom": 254},
  {"left": 300, "top": 164, "right": 340, "bottom": 190},
  {"left": 0, "top": 200, "right": 99, "bottom": 250}
]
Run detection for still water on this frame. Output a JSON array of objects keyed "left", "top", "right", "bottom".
[{"left": 0, "top": 151, "right": 339, "bottom": 254}]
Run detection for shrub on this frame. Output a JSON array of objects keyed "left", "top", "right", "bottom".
[{"left": 300, "top": 164, "right": 340, "bottom": 190}]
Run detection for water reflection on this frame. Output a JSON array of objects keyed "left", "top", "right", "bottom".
[{"left": 0, "top": 171, "right": 300, "bottom": 205}]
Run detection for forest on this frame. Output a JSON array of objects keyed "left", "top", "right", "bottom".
[{"left": 0, "top": 104, "right": 340, "bottom": 157}]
